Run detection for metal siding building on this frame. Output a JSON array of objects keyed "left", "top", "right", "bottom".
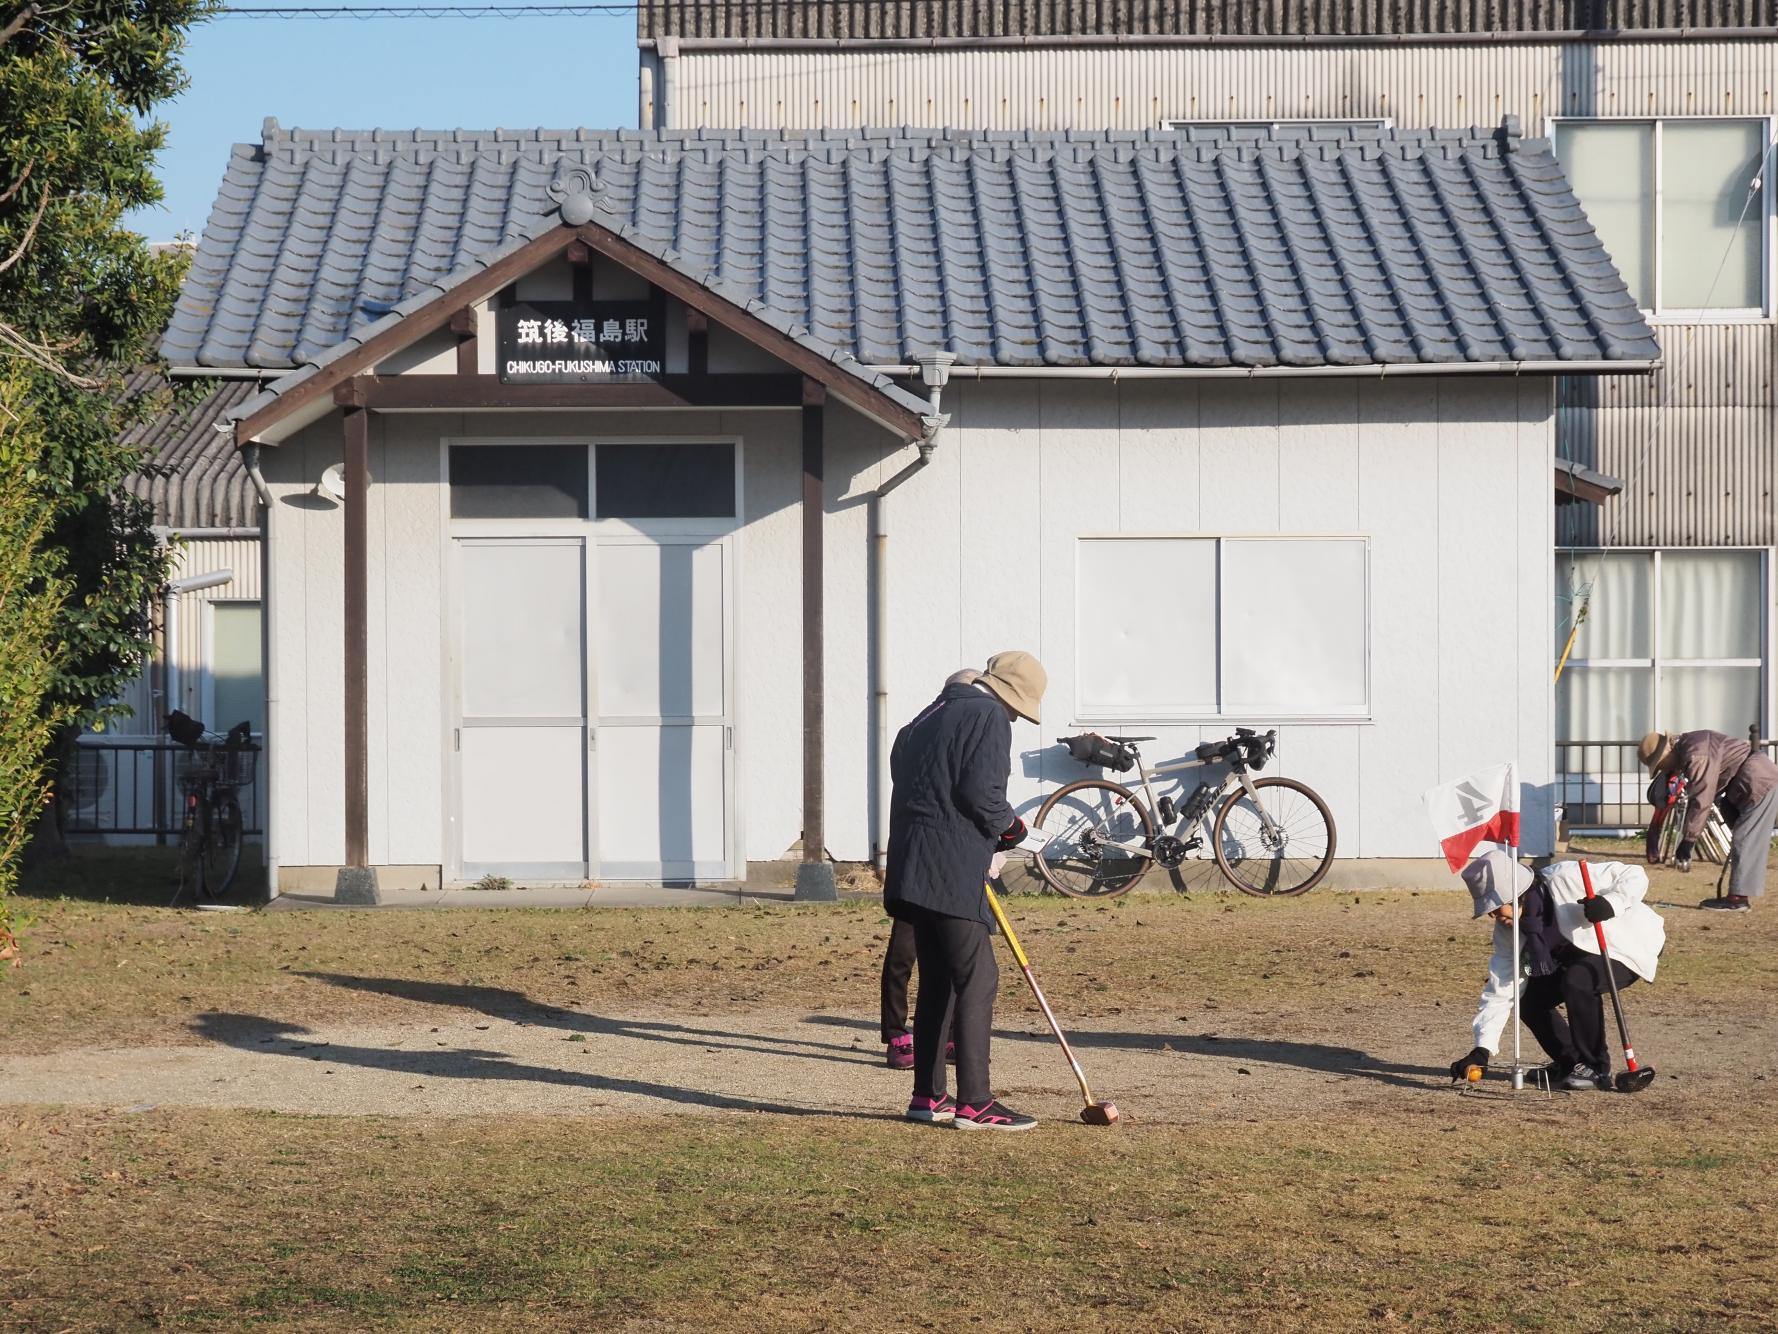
[{"left": 638, "top": 3, "right": 1778, "bottom": 757}]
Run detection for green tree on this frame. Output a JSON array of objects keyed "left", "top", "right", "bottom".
[{"left": 1, "top": 0, "right": 211, "bottom": 924}]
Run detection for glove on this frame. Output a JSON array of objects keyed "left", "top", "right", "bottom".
[
  {"left": 1582, "top": 896, "right": 1615, "bottom": 924},
  {"left": 988, "top": 851, "right": 1008, "bottom": 880},
  {"left": 1675, "top": 839, "right": 1695, "bottom": 873},
  {"left": 1448, "top": 1046, "right": 1490, "bottom": 1082},
  {"left": 995, "top": 817, "right": 1027, "bottom": 852}
]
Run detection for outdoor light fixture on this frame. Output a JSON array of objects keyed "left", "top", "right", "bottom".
[{"left": 314, "top": 462, "right": 346, "bottom": 503}]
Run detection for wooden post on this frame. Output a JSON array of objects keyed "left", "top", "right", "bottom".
[
  {"left": 335, "top": 392, "right": 378, "bottom": 902},
  {"left": 795, "top": 377, "right": 836, "bottom": 900},
  {"left": 449, "top": 306, "right": 477, "bottom": 376}
]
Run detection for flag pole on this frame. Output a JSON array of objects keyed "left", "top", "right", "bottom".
[{"left": 1509, "top": 762, "right": 1523, "bottom": 1091}]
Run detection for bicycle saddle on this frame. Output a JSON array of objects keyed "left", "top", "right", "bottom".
[{"left": 1101, "top": 735, "right": 1154, "bottom": 744}]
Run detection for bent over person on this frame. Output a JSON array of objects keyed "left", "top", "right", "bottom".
[
  {"left": 1450, "top": 851, "right": 1664, "bottom": 1091},
  {"left": 1640, "top": 729, "right": 1778, "bottom": 913},
  {"left": 884, "top": 651, "right": 1045, "bottom": 1131}
]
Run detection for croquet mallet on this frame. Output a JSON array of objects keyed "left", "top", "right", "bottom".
[
  {"left": 984, "top": 882, "right": 1120, "bottom": 1125},
  {"left": 1578, "top": 860, "right": 1657, "bottom": 1094}
]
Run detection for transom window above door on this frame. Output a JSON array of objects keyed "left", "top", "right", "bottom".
[{"left": 449, "top": 442, "right": 738, "bottom": 522}]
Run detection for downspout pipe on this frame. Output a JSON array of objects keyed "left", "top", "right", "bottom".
[
  {"left": 237, "top": 432, "right": 280, "bottom": 901},
  {"left": 871, "top": 352, "right": 954, "bottom": 874}
]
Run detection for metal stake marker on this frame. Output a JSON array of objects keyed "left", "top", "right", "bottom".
[{"left": 1510, "top": 832, "right": 1524, "bottom": 1090}]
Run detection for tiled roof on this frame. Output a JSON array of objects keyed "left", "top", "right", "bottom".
[
  {"left": 167, "top": 120, "right": 1660, "bottom": 378},
  {"left": 120, "top": 371, "right": 262, "bottom": 529},
  {"left": 637, "top": 0, "right": 1777, "bottom": 40}
]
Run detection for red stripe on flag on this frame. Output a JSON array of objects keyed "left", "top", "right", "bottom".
[{"left": 1440, "top": 810, "right": 1521, "bottom": 872}]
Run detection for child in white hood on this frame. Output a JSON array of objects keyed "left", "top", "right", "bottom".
[{"left": 1449, "top": 850, "right": 1665, "bottom": 1091}]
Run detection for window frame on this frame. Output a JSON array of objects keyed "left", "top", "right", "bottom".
[
  {"left": 1556, "top": 546, "right": 1772, "bottom": 741},
  {"left": 1547, "top": 115, "right": 1777, "bottom": 321},
  {"left": 1074, "top": 533, "right": 1372, "bottom": 726},
  {"left": 201, "top": 597, "right": 266, "bottom": 741},
  {"left": 1159, "top": 117, "right": 1393, "bottom": 133}
]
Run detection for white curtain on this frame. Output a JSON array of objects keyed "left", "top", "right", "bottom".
[
  {"left": 1661, "top": 120, "right": 1766, "bottom": 311},
  {"left": 1659, "top": 549, "right": 1762, "bottom": 661},
  {"left": 1556, "top": 122, "right": 1653, "bottom": 309}
]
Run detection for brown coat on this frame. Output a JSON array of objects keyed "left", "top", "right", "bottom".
[{"left": 1669, "top": 730, "right": 1778, "bottom": 842}]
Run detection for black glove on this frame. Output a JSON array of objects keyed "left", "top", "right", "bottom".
[
  {"left": 995, "top": 817, "right": 1027, "bottom": 852},
  {"left": 1448, "top": 1046, "right": 1489, "bottom": 1082},
  {"left": 1675, "top": 839, "right": 1695, "bottom": 872},
  {"left": 1582, "top": 896, "right": 1615, "bottom": 924}
]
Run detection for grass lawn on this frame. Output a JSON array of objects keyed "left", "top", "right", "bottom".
[{"left": 3, "top": 846, "right": 1776, "bottom": 1330}]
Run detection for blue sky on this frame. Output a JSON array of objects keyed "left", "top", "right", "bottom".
[{"left": 131, "top": 12, "right": 641, "bottom": 241}]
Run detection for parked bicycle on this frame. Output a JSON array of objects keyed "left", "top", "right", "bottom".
[
  {"left": 1032, "top": 728, "right": 1336, "bottom": 898},
  {"left": 166, "top": 712, "right": 257, "bottom": 905}
]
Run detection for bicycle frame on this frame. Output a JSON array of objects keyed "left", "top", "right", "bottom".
[{"left": 1081, "top": 747, "right": 1279, "bottom": 861}]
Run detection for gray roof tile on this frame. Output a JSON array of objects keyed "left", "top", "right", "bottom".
[{"left": 168, "top": 121, "right": 1660, "bottom": 380}]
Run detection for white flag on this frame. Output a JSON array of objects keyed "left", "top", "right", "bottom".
[{"left": 1423, "top": 762, "right": 1520, "bottom": 873}]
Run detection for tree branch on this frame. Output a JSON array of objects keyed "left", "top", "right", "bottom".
[
  {"left": 0, "top": 161, "right": 33, "bottom": 210},
  {"left": 0, "top": 182, "right": 50, "bottom": 278},
  {"left": 0, "top": 5, "right": 40, "bottom": 47},
  {"left": 0, "top": 318, "right": 100, "bottom": 389}
]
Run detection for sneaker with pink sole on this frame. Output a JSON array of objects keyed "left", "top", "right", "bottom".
[
  {"left": 885, "top": 1033, "right": 915, "bottom": 1069},
  {"left": 905, "top": 1093, "right": 956, "bottom": 1123}
]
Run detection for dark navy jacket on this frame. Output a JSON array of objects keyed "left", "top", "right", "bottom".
[{"left": 884, "top": 683, "right": 1015, "bottom": 925}]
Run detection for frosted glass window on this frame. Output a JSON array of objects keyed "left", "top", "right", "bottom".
[
  {"left": 1555, "top": 121, "right": 1654, "bottom": 309},
  {"left": 1659, "top": 550, "right": 1762, "bottom": 660},
  {"left": 1222, "top": 539, "right": 1368, "bottom": 714},
  {"left": 1562, "top": 552, "right": 1651, "bottom": 660},
  {"left": 1077, "top": 539, "right": 1217, "bottom": 716},
  {"left": 1076, "top": 537, "right": 1367, "bottom": 719},
  {"left": 1661, "top": 120, "right": 1765, "bottom": 310},
  {"left": 210, "top": 602, "right": 264, "bottom": 738},
  {"left": 1557, "top": 666, "right": 1654, "bottom": 760},
  {"left": 1660, "top": 665, "right": 1762, "bottom": 738}
]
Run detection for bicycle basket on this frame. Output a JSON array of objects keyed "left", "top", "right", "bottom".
[{"left": 1061, "top": 733, "right": 1135, "bottom": 772}]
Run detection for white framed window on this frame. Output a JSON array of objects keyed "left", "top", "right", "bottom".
[
  {"left": 1556, "top": 548, "right": 1770, "bottom": 766},
  {"left": 1551, "top": 117, "right": 1775, "bottom": 318},
  {"left": 1076, "top": 535, "right": 1370, "bottom": 722},
  {"left": 204, "top": 599, "right": 265, "bottom": 739}
]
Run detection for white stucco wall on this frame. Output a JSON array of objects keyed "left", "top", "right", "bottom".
[{"left": 261, "top": 372, "right": 1554, "bottom": 879}]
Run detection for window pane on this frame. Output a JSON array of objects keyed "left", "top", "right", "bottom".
[
  {"left": 1661, "top": 120, "right": 1766, "bottom": 310},
  {"left": 1660, "top": 665, "right": 1761, "bottom": 737},
  {"left": 1557, "top": 666, "right": 1654, "bottom": 758},
  {"left": 1077, "top": 538, "right": 1217, "bottom": 715},
  {"left": 450, "top": 445, "right": 588, "bottom": 519},
  {"left": 1221, "top": 538, "right": 1368, "bottom": 714},
  {"left": 1659, "top": 549, "right": 1762, "bottom": 660},
  {"left": 211, "top": 602, "right": 264, "bottom": 738},
  {"left": 1555, "top": 122, "right": 1654, "bottom": 308},
  {"left": 596, "top": 444, "right": 736, "bottom": 519},
  {"left": 1562, "top": 551, "right": 1651, "bottom": 660}
]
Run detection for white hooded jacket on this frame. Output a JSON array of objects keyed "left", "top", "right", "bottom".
[{"left": 1473, "top": 860, "right": 1665, "bottom": 1055}]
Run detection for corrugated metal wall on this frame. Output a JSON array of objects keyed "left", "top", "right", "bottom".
[{"left": 669, "top": 40, "right": 1774, "bottom": 129}]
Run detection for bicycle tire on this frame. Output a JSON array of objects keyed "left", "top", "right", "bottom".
[
  {"left": 1657, "top": 793, "right": 1688, "bottom": 865},
  {"left": 200, "top": 793, "right": 243, "bottom": 899},
  {"left": 1032, "top": 778, "right": 1155, "bottom": 899},
  {"left": 1212, "top": 777, "right": 1336, "bottom": 897}
]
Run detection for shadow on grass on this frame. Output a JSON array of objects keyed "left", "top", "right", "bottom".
[
  {"left": 19, "top": 844, "right": 267, "bottom": 909},
  {"left": 189, "top": 1012, "right": 900, "bottom": 1120},
  {"left": 298, "top": 972, "right": 879, "bottom": 1068},
  {"left": 803, "top": 1014, "right": 1436, "bottom": 1091}
]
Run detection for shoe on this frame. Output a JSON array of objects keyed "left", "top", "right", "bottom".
[
  {"left": 1561, "top": 1063, "right": 1612, "bottom": 1092},
  {"left": 906, "top": 1093, "right": 955, "bottom": 1123},
  {"left": 886, "top": 1034, "right": 914, "bottom": 1070},
  {"left": 1700, "top": 895, "right": 1752, "bottom": 913},
  {"left": 951, "top": 1099, "right": 1038, "bottom": 1132},
  {"left": 1526, "top": 1062, "right": 1572, "bottom": 1088},
  {"left": 945, "top": 1041, "right": 956, "bottom": 1065}
]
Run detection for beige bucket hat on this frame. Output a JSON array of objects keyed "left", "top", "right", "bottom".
[
  {"left": 979, "top": 650, "right": 1047, "bottom": 724},
  {"left": 1638, "top": 731, "right": 1676, "bottom": 772}
]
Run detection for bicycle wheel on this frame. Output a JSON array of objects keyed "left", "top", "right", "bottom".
[
  {"left": 1032, "top": 779, "right": 1155, "bottom": 899},
  {"left": 1212, "top": 777, "right": 1336, "bottom": 897},
  {"left": 200, "top": 793, "right": 243, "bottom": 899}
]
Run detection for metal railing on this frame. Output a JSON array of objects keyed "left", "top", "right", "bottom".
[
  {"left": 1556, "top": 725, "right": 1776, "bottom": 833},
  {"left": 64, "top": 738, "right": 264, "bottom": 839}
]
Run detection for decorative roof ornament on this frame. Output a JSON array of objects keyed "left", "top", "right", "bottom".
[{"left": 548, "top": 164, "right": 602, "bottom": 225}]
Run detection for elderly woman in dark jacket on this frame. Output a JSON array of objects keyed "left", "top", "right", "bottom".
[{"left": 885, "top": 650, "right": 1046, "bottom": 1131}]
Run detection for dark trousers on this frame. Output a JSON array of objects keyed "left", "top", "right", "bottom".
[
  {"left": 880, "top": 917, "right": 918, "bottom": 1042},
  {"left": 905, "top": 905, "right": 998, "bottom": 1107},
  {"left": 1521, "top": 951, "right": 1638, "bottom": 1073}
]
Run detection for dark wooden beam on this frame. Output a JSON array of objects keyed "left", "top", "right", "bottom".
[
  {"left": 801, "top": 377, "right": 826, "bottom": 865},
  {"left": 686, "top": 309, "right": 709, "bottom": 377},
  {"left": 339, "top": 373, "right": 803, "bottom": 411},
  {"left": 235, "top": 227, "right": 581, "bottom": 441},
  {"left": 449, "top": 307, "right": 478, "bottom": 377},
  {"left": 575, "top": 222, "right": 927, "bottom": 442},
  {"left": 342, "top": 405, "right": 370, "bottom": 869},
  {"left": 568, "top": 239, "right": 593, "bottom": 303}
]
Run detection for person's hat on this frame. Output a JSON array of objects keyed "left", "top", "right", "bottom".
[
  {"left": 979, "top": 650, "right": 1047, "bottom": 724},
  {"left": 1638, "top": 731, "right": 1676, "bottom": 772},
  {"left": 945, "top": 667, "right": 982, "bottom": 688},
  {"left": 1460, "top": 849, "right": 1533, "bottom": 919}
]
